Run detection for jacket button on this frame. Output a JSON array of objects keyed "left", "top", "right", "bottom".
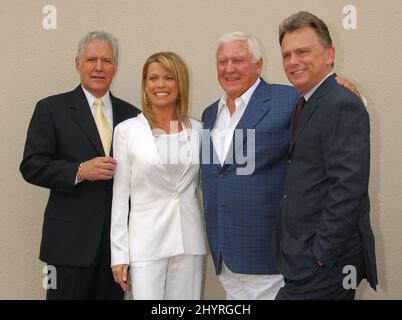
[
  {"left": 288, "top": 158, "right": 292, "bottom": 164},
  {"left": 219, "top": 173, "right": 224, "bottom": 178},
  {"left": 283, "top": 193, "right": 288, "bottom": 200},
  {"left": 171, "top": 192, "right": 179, "bottom": 199}
]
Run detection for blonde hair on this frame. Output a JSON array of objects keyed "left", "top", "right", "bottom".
[{"left": 141, "top": 52, "right": 191, "bottom": 129}]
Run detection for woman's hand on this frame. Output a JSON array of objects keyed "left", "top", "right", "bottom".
[
  {"left": 335, "top": 76, "right": 367, "bottom": 105},
  {"left": 112, "top": 264, "right": 129, "bottom": 292}
]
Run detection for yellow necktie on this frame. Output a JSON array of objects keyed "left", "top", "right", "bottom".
[{"left": 93, "top": 98, "right": 112, "bottom": 155}]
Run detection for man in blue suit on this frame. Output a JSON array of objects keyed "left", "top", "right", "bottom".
[
  {"left": 201, "top": 32, "right": 299, "bottom": 299},
  {"left": 273, "top": 12, "right": 377, "bottom": 299}
]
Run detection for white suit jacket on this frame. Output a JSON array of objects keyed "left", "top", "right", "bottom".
[{"left": 111, "top": 113, "right": 207, "bottom": 265}]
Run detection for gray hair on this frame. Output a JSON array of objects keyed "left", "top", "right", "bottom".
[
  {"left": 279, "top": 11, "right": 332, "bottom": 48},
  {"left": 76, "top": 30, "right": 119, "bottom": 64},
  {"left": 217, "top": 31, "right": 262, "bottom": 63}
]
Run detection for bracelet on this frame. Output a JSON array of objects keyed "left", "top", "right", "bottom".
[{"left": 77, "top": 162, "right": 85, "bottom": 181}]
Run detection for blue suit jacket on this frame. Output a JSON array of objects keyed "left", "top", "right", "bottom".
[
  {"left": 201, "top": 79, "right": 299, "bottom": 275},
  {"left": 273, "top": 74, "right": 377, "bottom": 289}
]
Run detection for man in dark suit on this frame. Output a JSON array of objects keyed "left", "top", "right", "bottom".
[
  {"left": 201, "top": 31, "right": 299, "bottom": 299},
  {"left": 273, "top": 12, "right": 377, "bottom": 299},
  {"left": 20, "top": 31, "right": 140, "bottom": 299}
]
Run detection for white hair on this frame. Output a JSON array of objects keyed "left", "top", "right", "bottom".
[
  {"left": 76, "top": 30, "right": 119, "bottom": 64},
  {"left": 217, "top": 31, "right": 262, "bottom": 63}
]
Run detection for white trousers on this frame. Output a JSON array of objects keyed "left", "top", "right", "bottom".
[
  {"left": 129, "top": 254, "right": 204, "bottom": 300},
  {"left": 218, "top": 261, "right": 284, "bottom": 300}
]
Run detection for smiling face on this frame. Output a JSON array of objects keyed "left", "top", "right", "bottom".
[
  {"left": 281, "top": 26, "right": 335, "bottom": 95},
  {"left": 145, "top": 62, "right": 179, "bottom": 110},
  {"left": 216, "top": 40, "right": 262, "bottom": 102},
  {"left": 75, "top": 40, "right": 117, "bottom": 98}
]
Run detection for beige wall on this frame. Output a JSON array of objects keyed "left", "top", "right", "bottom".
[{"left": 1, "top": 0, "right": 401, "bottom": 299}]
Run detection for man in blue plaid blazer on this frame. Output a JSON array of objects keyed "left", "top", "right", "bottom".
[{"left": 200, "top": 31, "right": 299, "bottom": 299}]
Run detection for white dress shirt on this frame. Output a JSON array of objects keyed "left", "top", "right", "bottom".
[{"left": 212, "top": 78, "right": 260, "bottom": 165}]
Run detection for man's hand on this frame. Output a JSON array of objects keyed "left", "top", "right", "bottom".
[
  {"left": 335, "top": 76, "right": 366, "bottom": 105},
  {"left": 112, "top": 264, "right": 129, "bottom": 292},
  {"left": 78, "top": 156, "right": 117, "bottom": 181}
]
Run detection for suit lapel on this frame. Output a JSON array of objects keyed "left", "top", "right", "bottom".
[
  {"left": 202, "top": 103, "right": 222, "bottom": 169},
  {"left": 202, "top": 103, "right": 218, "bottom": 131},
  {"left": 110, "top": 92, "right": 129, "bottom": 156},
  {"left": 138, "top": 114, "right": 179, "bottom": 189},
  {"left": 110, "top": 93, "right": 128, "bottom": 128},
  {"left": 289, "top": 74, "right": 338, "bottom": 153},
  {"left": 176, "top": 124, "right": 198, "bottom": 190},
  {"left": 224, "top": 79, "right": 272, "bottom": 166},
  {"left": 69, "top": 85, "right": 105, "bottom": 156},
  {"left": 235, "top": 80, "right": 272, "bottom": 131},
  {"left": 289, "top": 97, "right": 320, "bottom": 151}
]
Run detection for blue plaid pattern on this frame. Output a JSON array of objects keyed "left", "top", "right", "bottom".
[{"left": 201, "top": 79, "right": 299, "bottom": 275}]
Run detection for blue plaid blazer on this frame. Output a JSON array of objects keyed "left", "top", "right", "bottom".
[{"left": 201, "top": 79, "right": 299, "bottom": 275}]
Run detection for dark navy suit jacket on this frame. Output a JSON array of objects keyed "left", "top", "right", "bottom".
[
  {"left": 273, "top": 74, "right": 377, "bottom": 289},
  {"left": 201, "top": 78, "right": 299, "bottom": 275}
]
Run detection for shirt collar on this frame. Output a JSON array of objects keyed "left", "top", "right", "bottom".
[
  {"left": 81, "top": 85, "right": 112, "bottom": 110},
  {"left": 217, "top": 77, "right": 261, "bottom": 116},
  {"left": 304, "top": 72, "right": 334, "bottom": 101}
]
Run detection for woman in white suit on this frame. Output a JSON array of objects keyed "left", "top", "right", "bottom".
[{"left": 110, "top": 52, "right": 207, "bottom": 299}]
